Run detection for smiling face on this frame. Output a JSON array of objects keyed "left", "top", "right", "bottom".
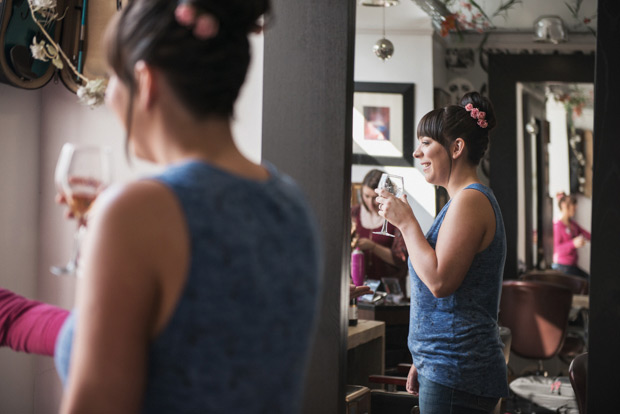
[{"left": 414, "top": 136, "right": 452, "bottom": 186}]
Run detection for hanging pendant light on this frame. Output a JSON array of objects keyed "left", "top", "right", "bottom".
[
  {"left": 374, "top": 6, "right": 394, "bottom": 61},
  {"left": 533, "top": 16, "right": 568, "bottom": 44}
]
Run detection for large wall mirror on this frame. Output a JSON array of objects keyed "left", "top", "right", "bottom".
[
  {"left": 488, "top": 53, "right": 595, "bottom": 280},
  {"left": 347, "top": 0, "right": 596, "bottom": 410},
  {"left": 517, "top": 81, "right": 594, "bottom": 273}
]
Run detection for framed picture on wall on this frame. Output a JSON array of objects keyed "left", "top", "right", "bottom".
[{"left": 352, "top": 82, "right": 415, "bottom": 166}]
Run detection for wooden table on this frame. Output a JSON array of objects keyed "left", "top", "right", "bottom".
[{"left": 347, "top": 319, "right": 385, "bottom": 387}]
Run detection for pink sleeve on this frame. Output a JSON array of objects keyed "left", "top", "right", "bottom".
[
  {"left": 554, "top": 221, "right": 576, "bottom": 257},
  {"left": 0, "top": 289, "right": 70, "bottom": 356},
  {"left": 576, "top": 223, "right": 591, "bottom": 240}
]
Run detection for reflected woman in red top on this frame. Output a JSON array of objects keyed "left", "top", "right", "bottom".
[
  {"left": 552, "top": 192, "right": 591, "bottom": 278},
  {"left": 351, "top": 169, "right": 408, "bottom": 293}
]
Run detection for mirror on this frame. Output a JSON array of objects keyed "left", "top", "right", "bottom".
[
  {"left": 518, "top": 82, "right": 594, "bottom": 273},
  {"left": 488, "top": 53, "right": 595, "bottom": 279},
  {"left": 349, "top": 2, "right": 597, "bottom": 406}
]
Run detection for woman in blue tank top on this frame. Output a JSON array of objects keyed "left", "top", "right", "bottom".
[
  {"left": 376, "top": 92, "right": 508, "bottom": 414},
  {"left": 51, "top": 1, "right": 322, "bottom": 413}
]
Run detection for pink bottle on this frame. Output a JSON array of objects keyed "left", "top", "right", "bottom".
[{"left": 351, "top": 247, "right": 365, "bottom": 286}]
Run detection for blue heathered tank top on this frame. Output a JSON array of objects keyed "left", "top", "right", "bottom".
[
  {"left": 55, "top": 160, "right": 322, "bottom": 413},
  {"left": 408, "top": 183, "right": 509, "bottom": 398}
]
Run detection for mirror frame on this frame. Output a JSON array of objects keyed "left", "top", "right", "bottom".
[{"left": 487, "top": 53, "right": 595, "bottom": 280}]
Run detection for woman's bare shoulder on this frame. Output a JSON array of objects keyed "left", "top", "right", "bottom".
[{"left": 92, "top": 180, "right": 181, "bottom": 226}]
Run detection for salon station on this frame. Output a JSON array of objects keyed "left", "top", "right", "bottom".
[{"left": 1, "top": 0, "right": 619, "bottom": 413}]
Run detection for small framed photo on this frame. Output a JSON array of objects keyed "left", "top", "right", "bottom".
[{"left": 352, "top": 82, "right": 415, "bottom": 166}]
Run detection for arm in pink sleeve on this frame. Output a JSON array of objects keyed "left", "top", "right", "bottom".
[
  {"left": 575, "top": 222, "right": 591, "bottom": 240},
  {"left": 554, "top": 221, "right": 576, "bottom": 258},
  {"left": 0, "top": 289, "right": 70, "bottom": 356}
]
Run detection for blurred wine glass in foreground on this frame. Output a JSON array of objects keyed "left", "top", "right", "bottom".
[{"left": 50, "top": 143, "right": 112, "bottom": 276}]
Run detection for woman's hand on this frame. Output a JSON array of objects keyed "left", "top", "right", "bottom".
[
  {"left": 406, "top": 363, "right": 419, "bottom": 396},
  {"left": 55, "top": 193, "right": 88, "bottom": 227},
  {"left": 355, "top": 237, "right": 376, "bottom": 252},
  {"left": 350, "top": 284, "right": 373, "bottom": 299},
  {"left": 573, "top": 235, "right": 587, "bottom": 248},
  {"left": 375, "top": 189, "right": 414, "bottom": 230}
]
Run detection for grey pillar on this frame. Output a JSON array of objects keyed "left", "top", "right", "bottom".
[
  {"left": 588, "top": 0, "right": 620, "bottom": 411},
  {"left": 262, "top": 0, "right": 356, "bottom": 412}
]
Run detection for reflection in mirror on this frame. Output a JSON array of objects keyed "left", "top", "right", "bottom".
[
  {"left": 350, "top": 1, "right": 597, "bottom": 410},
  {"left": 517, "top": 82, "right": 593, "bottom": 275}
]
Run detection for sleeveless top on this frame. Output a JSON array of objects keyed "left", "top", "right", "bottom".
[
  {"left": 407, "top": 183, "right": 509, "bottom": 398},
  {"left": 55, "top": 160, "right": 322, "bottom": 413}
]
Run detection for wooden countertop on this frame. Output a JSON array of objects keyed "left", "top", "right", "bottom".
[{"left": 347, "top": 319, "right": 385, "bottom": 350}]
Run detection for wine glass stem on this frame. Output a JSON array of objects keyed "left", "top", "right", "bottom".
[
  {"left": 380, "top": 219, "right": 388, "bottom": 234},
  {"left": 67, "top": 224, "right": 83, "bottom": 271}
]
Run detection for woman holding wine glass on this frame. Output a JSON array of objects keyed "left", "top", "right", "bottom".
[
  {"left": 1, "top": 1, "right": 322, "bottom": 413},
  {"left": 376, "top": 92, "right": 508, "bottom": 414},
  {"left": 351, "top": 169, "right": 408, "bottom": 293},
  {"left": 50, "top": 143, "right": 112, "bottom": 276}
]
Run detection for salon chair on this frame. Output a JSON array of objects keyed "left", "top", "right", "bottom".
[
  {"left": 569, "top": 352, "right": 588, "bottom": 414},
  {"left": 367, "top": 365, "right": 418, "bottom": 414},
  {"left": 500, "top": 280, "right": 572, "bottom": 373},
  {"left": 500, "top": 280, "right": 577, "bottom": 412},
  {"left": 519, "top": 270, "right": 588, "bottom": 295},
  {"left": 519, "top": 271, "right": 589, "bottom": 363}
]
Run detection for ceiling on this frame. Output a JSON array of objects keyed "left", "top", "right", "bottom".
[{"left": 356, "top": 0, "right": 598, "bottom": 34}]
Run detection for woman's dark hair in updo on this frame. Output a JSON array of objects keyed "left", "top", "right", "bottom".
[
  {"left": 416, "top": 91, "right": 496, "bottom": 165},
  {"left": 106, "top": 0, "right": 270, "bottom": 120}
]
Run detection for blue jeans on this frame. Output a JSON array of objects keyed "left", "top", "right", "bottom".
[
  {"left": 418, "top": 375, "right": 500, "bottom": 414},
  {"left": 551, "top": 263, "right": 589, "bottom": 279}
]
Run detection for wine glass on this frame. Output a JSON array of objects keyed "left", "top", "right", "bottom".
[
  {"left": 50, "top": 143, "right": 112, "bottom": 276},
  {"left": 373, "top": 173, "right": 404, "bottom": 238}
]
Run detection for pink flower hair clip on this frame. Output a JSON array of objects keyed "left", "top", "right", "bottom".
[
  {"left": 175, "top": 3, "right": 219, "bottom": 40},
  {"left": 465, "top": 103, "right": 488, "bottom": 128}
]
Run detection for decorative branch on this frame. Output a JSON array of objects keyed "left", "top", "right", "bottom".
[
  {"left": 492, "top": 0, "right": 522, "bottom": 20},
  {"left": 565, "top": 0, "right": 596, "bottom": 36},
  {"left": 438, "top": 0, "right": 522, "bottom": 37}
]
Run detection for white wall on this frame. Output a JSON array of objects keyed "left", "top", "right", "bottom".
[
  {"left": 354, "top": 29, "right": 437, "bottom": 233},
  {"left": 0, "top": 34, "right": 264, "bottom": 414},
  {"left": 0, "top": 84, "right": 40, "bottom": 414}
]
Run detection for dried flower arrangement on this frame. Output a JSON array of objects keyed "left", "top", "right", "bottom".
[{"left": 27, "top": 0, "right": 106, "bottom": 107}]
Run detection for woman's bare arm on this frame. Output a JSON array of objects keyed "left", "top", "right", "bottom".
[{"left": 60, "top": 181, "right": 188, "bottom": 414}]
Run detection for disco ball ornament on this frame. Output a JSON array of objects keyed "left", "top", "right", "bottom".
[{"left": 374, "top": 37, "right": 394, "bottom": 61}]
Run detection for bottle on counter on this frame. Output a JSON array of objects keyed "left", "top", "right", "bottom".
[
  {"left": 348, "top": 298, "right": 358, "bottom": 326},
  {"left": 351, "top": 247, "right": 365, "bottom": 287}
]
